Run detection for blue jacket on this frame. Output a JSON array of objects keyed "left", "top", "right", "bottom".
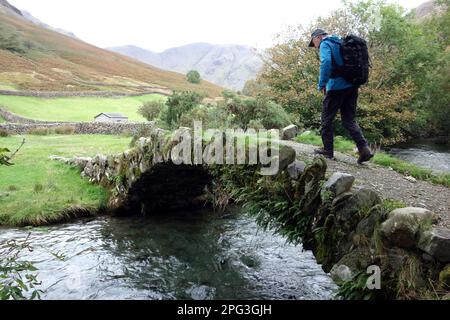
[{"left": 318, "top": 35, "right": 355, "bottom": 92}]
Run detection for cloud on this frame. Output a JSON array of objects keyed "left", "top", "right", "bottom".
[{"left": 9, "top": 0, "right": 425, "bottom": 51}]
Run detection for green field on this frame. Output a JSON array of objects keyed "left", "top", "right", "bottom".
[
  {"left": 0, "top": 94, "right": 166, "bottom": 122},
  {"left": 0, "top": 115, "right": 5, "bottom": 123},
  {"left": 0, "top": 135, "right": 131, "bottom": 226}
]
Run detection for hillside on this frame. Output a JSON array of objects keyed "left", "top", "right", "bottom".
[
  {"left": 109, "top": 43, "right": 263, "bottom": 91},
  {"left": 413, "top": 0, "right": 443, "bottom": 20},
  {"left": 0, "top": 1, "right": 223, "bottom": 97}
]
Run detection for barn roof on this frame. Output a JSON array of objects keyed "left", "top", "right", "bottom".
[{"left": 95, "top": 113, "right": 128, "bottom": 119}]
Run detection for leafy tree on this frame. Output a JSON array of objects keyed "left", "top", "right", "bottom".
[
  {"left": 138, "top": 100, "right": 165, "bottom": 121},
  {"left": 247, "top": 0, "right": 448, "bottom": 144},
  {"left": 161, "top": 91, "right": 203, "bottom": 127},
  {"left": 186, "top": 70, "right": 201, "bottom": 84},
  {"left": 180, "top": 105, "right": 211, "bottom": 128},
  {"left": 220, "top": 92, "right": 292, "bottom": 130},
  {"left": 412, "top": 0, "right": 450, "bottom": 136}
]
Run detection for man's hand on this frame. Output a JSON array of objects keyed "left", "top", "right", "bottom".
[{"left": 321, "top": 87, "right": 327, "bottom": 96}]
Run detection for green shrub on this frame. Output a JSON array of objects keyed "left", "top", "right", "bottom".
[
  {"left": 186, "top": 70, "right": 201, "bottom": 84},
  {"left": 27, "top": 127, "right": 50, "bottom": 136},
  {"left": 0, "top": 129, "right": 9, "bottom": 137},
  {"left": 138, "top": 100, "right": 165, "bottom": 121},
  {"left": 161, "top": 91, "right": 203, "bottom": 127},
  {"left": 247, "top": 119, "right": 265, "bottom": 130},
  {"left": 54, "top": 126, "right": 75, "bottom": 135},
  {"left": 180, "top": 105, "right": 212, "bottom": 128},
  {"left": 221, "top": 93, "right": 292, "bottom": 130}
]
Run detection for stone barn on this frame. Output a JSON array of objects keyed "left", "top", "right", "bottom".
[{"left": 94, "top": 113, "right": 128, "bottom": 123}]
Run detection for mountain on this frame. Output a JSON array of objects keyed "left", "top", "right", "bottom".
[
  {"left": 21, "top": 10, "right": 78, "bottom": 39},
  {"left": 109, "top": 43, "right": 263, "bottom": 91},
  {"left": 413, "top": 1, "right": 446, "bottom": 20},
  {"left": 0, "top": 0, "right": 223, "bottom": 96},
  {"left": 0, "top": 0, "right": 21, "bottom": 16}
]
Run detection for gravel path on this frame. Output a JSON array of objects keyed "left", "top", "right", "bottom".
[{"left": 282, "top": 141, "right": 450, "bottom": 228}]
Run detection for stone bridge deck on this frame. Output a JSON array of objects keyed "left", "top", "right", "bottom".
[{"left": 282, "top": 141, "right": 450, "bottom": 228}]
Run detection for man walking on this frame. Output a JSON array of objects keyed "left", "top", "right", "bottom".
[{"left": 309, "top": 29, "right": 374, "bottom": 164}]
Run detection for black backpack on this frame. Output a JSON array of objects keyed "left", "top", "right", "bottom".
[{"left": 329, "top": 35, "right": 370, "bottom": 86}]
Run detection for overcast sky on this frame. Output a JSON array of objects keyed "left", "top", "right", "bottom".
[{"left": 9, "top": 0, "right": 425, "bottom": 52}]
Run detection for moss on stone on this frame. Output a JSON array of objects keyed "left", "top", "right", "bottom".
[{"left": 439, "top": 265, "right": 450, "bottom": 289}]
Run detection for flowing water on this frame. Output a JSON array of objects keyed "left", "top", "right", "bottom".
[
  {"left": 0, "top": 211, "right": 337, "bottom": 300},
  {"left": 386, "top": 140, "right": 450, "bottom": 174}
]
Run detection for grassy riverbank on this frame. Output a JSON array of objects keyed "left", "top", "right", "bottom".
[
  {"left": 0, "top": 135, "right": 131, "bottom": 226},
  {"left": 296, "top": 132, "right": 450, "bottom": 188},
  {"left": 0, "top": 94, "right": 166, "bottom": 122}
]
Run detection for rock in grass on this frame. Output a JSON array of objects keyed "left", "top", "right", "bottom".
[
  {"left": 418, "top": 227, "right": 450, "bottom": 263},
  {"left": 380, "top": 207, "right": 435, "bottom": 249},
  {"left": 281, "top": 125, "right": 298, "bottom": 140}
]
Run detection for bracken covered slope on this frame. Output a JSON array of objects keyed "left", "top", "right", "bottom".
[{"left": 0, "top": 1, "right": 223, "bottom": 96}]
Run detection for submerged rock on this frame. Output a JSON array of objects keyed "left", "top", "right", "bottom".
[
  {"left": 418, "top": 227, "right": 450, "bottom": 262},
  {"left": 380, "top": 207, "right": 435, "bottom": 249}
]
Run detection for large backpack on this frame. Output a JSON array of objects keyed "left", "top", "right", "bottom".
[{"left": 330, "top": 35, "right": 370, "bottom": 86}]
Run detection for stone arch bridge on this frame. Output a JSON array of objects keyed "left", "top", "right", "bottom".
[
  {"left": 52, "top": 127, "right": 450, "bottom": 298},
  {"left": 52, "top": 127, "right": 295, "bottom": 215}
]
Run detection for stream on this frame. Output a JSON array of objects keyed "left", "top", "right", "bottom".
[
  {"left": 0, "top": 211, "right": 337, "bottom": 300},
  {"left": 386, "top": 139, "right": 450, "bottom": 174}
]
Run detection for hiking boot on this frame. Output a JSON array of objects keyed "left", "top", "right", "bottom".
[
  {"left": 358, "top": 146, "right": 375, "bottom": 164},
  {"left": 314, "top": 148, "right": 334, "bottom": 159}
]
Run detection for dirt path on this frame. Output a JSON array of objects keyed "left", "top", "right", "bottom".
[{"left": 282, "top": 141, "right": 450, "bottom": 228}]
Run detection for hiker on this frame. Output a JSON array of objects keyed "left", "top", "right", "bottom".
[{"left": 309, "top": 29, "right": 374, "bottom": 164}]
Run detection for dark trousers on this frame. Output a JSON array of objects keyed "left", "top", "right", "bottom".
[{"left": 321, "top": 86, "right": 368, "bottom": 155}]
